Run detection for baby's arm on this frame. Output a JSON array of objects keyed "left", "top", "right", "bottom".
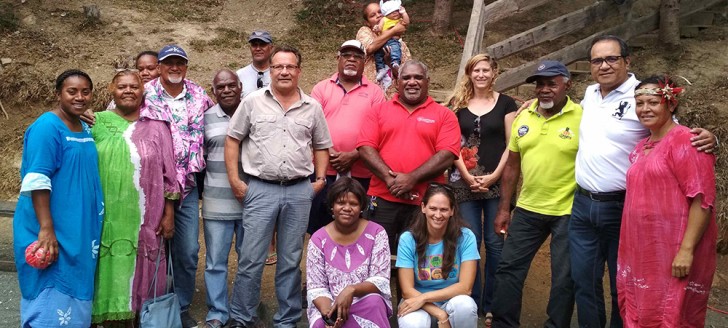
[
  {"left": 377, "top": 17, "right": 385, "bottom": 32},
  {"left": 400, "top": 6, "right": 410, "bottom": 25}
]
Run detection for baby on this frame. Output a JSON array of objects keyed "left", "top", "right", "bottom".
[{"left": 374, "top": 0, "right": 410, "bottom": 86}]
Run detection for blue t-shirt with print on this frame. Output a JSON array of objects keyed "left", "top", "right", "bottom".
[{"left": 396, "top": 227, "right": 480, "bottom": 296}]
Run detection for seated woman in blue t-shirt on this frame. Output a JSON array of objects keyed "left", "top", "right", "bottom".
[{"left": 396, "top": 183, "right": 480, "bottom": 328}]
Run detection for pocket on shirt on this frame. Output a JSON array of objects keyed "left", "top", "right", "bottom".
[
  {"left": 253, "top": 115, "right": 278, "bottom": 138},
  {"left": 291, "top": 118, "right": 312, "bottom": 140}
]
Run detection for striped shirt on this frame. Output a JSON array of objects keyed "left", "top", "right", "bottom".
[{"left": 202, "top": 104, "right": 244, "bottom": 220}]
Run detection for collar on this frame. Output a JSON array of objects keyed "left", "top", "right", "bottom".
[
  {"left": 392, "top": 94, "right": 435, "bottom": 113},
  {"left": 264, "top": 87, "right": 311, "bottom": 104},
  {"left": 213, "top": 104, "right": 238, "bottom": 118},
  {"left": 595, "top": 73, "right": 638, "bottom": 96},
  {"left": 330, "top": 73, "right": 367, "bottom": 86},
  {"left": 527, "top": 96, "right": 577, "bottom": 116}
]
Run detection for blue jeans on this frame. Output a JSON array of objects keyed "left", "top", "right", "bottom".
[
  {"left": 569, "top": 190, "right": 624, "bottom": 328},
  {"left": 459, "top": 198, "right": 503, "bottom": 315},
  {"left": 491, "top": 207, "right": 574, "bottom": 328},
  {"left": 229, "top": 178, "right": 313, "bottom": 328},
  {"left": 203, "top": 219, "right": 243, "bottom": 324},
  {"left": 374, "top": 38, "right": 402, "bottom": 71},
  {"left": 172, "top": 185, "right": 200, "bottom": 312}
]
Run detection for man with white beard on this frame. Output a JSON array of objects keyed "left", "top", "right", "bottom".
[
  {"left": 306, "top": 40, "right": 386, "bottom": 234},
  {"left": 491, "top": 60, "right": 580, "bottom": 327},
  {"left": 140, "top": 44, "right": 215, "bottom": 328}
]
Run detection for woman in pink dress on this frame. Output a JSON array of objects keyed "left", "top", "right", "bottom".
[
  {"left": 306, "top": 177, "right": 392, "bottom": 327},
  {"left": 617, "top": 75, "right": 717, "bottom": 327}
]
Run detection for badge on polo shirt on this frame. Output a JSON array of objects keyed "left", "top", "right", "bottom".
[
  {"left": 613, "top": 101, "right": 630, "bottom": 120},
  {"left": 518, "top": 125, "right": 529, "bottom": 137},
  {"left": 558, "top": 127, "right": 573, "bottom": 139}
]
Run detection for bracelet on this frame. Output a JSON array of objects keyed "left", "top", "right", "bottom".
[
  {"left": 437, "top": 318, "right": 449, "bottom": 325},
  {"left": 315, "top": 177, "right": 327, "bottom": 185}
]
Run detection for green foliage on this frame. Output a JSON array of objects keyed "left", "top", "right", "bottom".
[{"left": 0, "top": 0, "right": 18, "bottom": 32}]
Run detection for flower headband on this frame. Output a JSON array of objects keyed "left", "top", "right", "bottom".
[{"left": 634, "top": 77, "right": 684, "bottom": 108}]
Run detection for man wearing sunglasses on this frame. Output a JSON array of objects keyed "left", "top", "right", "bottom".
[
  {"left": 306, "top": 40, "right": 386, "bottom": 234},
  {"left": 571, "top": 35, "right": 717, "bottom": 328},
  {"left": 236, "top": 29, "right": 273, "bottom": 98}
]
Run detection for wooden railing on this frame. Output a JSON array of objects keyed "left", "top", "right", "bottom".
[{"left": 456, "top": 0, "right": 726, "bottom": 92}]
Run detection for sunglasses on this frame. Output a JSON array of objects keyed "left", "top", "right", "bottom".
[
  {"left": 257, "top": 71, "right": 264, "bottom": 89},
  {"left": 428, "top": 182, "right": 454, "bottom": 192}
]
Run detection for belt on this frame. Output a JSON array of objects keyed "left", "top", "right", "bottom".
[
  {"left": 250, "top": 175, "right": 308, "bottom": 186},
  {"left": 576, "top": 185, "right": 625, "bottom": 202}
]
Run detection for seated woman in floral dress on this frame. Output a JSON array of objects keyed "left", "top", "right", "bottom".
[{"left": 306, "top": 177, "right": 392, "bottom": 327}]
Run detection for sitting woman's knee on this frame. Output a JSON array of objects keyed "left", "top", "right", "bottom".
[{"left": 449, "top": 294, "right": 478, "bottom": 312}]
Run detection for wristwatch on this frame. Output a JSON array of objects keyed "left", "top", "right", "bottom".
[{"left": 315, "top": 177, "right": 327, "bottom": 185}]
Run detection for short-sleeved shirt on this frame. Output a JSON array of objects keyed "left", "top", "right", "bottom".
[
  {"left": 140, "top": 78, "right": 214, "bottom": 197},
  {"left": 203, "top": 104, "right": 244, "bottom": 220},
  {"left": 448, "top": 94, "right": 518, "bottom": 202},
  {"left": 508, "top": 97, "right": 582, "bottom": 216},
  {"left": 311, "top": 74, "right": 386, "bottom": 178},
  {"left": 395, "top": 228, "right": 479, "bottom": 303},
  {"left": 576, "top": 74, "right": 647, "bottom": 192},
  {"left": 236, "top": 64, "right": 271, "bottom": 99},
  {"left": 227, "top": 87, "right": 333, "bottom": 181},
  {"left": 356, "top": 96, "right": 461, "bottom": 205}
]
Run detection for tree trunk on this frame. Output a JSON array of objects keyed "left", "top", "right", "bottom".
[
  {"left": 432, "top": 0, "right": 453, "bottom": 35},
  {"left": 659, "top": 0, "right": 680, "bottom": 46}
]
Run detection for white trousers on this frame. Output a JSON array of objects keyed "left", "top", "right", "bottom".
[{"left": 398, "top": 294, "right": 478, "bottom": 328}]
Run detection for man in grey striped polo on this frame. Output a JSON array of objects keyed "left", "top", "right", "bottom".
[{"left": 201, "top": 69, "right": 245, "bottom": 328}]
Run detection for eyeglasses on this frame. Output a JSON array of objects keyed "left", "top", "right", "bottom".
[
  {"left": 589, "top": 56, "right": 623, "bottom": 66},
  {"left": 257, "top": 71, "right": 264, "bottom": 89},
  {"left": 270, "top": 64, "right": 299, "bottom": 71},
  {"left": 340, "top": 52, "right": 365, "bottom": 60}
]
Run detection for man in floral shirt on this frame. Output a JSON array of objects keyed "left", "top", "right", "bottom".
[{"left": 140, "top": 44, "right": 214, "bottom": 328}]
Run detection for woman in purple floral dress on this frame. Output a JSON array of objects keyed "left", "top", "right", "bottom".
[{"left": 306, "top": 177, "right": 392, "bottom": 327}]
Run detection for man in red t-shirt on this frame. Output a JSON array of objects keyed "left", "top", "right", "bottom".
[{"left": 356, "top": 60, "right": 460, "bottom": 253}]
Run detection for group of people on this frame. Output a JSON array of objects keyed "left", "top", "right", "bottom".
[{"left": 12, "top": 1, "right": 720, "bottom": 327}]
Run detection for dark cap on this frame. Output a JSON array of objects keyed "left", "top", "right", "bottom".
[
  {"left": 525, "top": 60, "right": 570, "bottom": 83},
  {"left": 248, "top": 30, "right": 272, "bottom": 44},
  {"left": 158, "top": 44, "right": 189, "bottom": 61}
]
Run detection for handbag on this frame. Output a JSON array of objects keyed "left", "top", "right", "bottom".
[{"left": 140, "top": 239, "right": 182, "bottom": 328}]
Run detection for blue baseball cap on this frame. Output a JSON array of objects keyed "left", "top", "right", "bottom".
[
  {"left": 158, "top": 44, "right": 189, "bottom": 62},
  {"left": 525, "top": 60, "right": 570, "bottom": 83},
  {"left": 248, "top": 30, "right": 272, "bottom": 44}
]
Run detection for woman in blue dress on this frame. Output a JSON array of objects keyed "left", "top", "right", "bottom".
[{"left": 13, "top": 69, "right": 104, "bottom": 327}]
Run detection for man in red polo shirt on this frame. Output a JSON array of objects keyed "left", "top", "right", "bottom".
[
  {"left": 307, "top": 40, "right": 386, "bottom": 234},
  {"left": 357, "top": 60, "right": 461, "bottom": 253}
]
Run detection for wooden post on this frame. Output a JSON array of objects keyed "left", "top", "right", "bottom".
[{"left": 456, "top": 0, "right": 487, "bottom": 84}]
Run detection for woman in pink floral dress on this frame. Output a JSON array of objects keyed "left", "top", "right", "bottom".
[
  {"left": 618, "top": 76, "right": 717, "bottom": 327},
  {"left": 306, "top": 177, "right": 392, "bottom": 327}
]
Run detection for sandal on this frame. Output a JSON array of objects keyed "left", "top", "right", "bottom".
[
  {"left": 265, "top": 252, "right": 277, "bottom": 265},
  {"left": 484, "top": 312, "right": 493, "bottom": 327}
]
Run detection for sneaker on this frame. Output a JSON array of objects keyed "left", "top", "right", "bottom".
[
  {"left": 181, "top": 311, "right": 199, "bottom": 328},
  {"left": 381, "top": 75, "right": 393, "bottom": 90},
  {"left": 204, "top": 319, "right": 223, "bottom": 328},
  {"left": 391, "top": 62, "right": 400, "bottom": 79},
  {"left": 376, "top": 67, "right": 390, "bottom": 82}
]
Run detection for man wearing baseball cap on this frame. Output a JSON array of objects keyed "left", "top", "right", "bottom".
[
  {"left": 491, "top": 60, "right": 580, "bottom": 327},
  {"left": 236, "top": 29, "right": 273, "bottom": 98},
  {"left": 306, "top": 40, "right": 385, "bottom": 234},
  {"left": 142, "top": 44, "right": 214, "bottom": 328}
]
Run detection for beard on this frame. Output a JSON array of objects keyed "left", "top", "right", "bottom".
[
  {"left": 540, "top": 101, "right": 554, "bottom": 109},
  {"left": 341, "top": 69, "right": 358, "bottom": 77},
  {"left": 167, "top": 76, "right": 183, "bottom": 84}
]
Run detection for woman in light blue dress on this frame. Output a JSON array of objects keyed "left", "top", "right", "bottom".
[{"left": 13, "top": 69, "right": 104, "bottom": 327}]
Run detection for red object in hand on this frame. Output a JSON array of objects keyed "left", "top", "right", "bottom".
[{"left": 25, "top": 241, "right": 52, "bottom": 269}]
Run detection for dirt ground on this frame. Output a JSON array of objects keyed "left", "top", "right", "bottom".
[{"left": 1, "top": 0, "right": 728, "bottom": 327}]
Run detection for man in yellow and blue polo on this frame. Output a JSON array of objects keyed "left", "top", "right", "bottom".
[{"left": 491, "top": 60, "right": 581, "bottom": 327}]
